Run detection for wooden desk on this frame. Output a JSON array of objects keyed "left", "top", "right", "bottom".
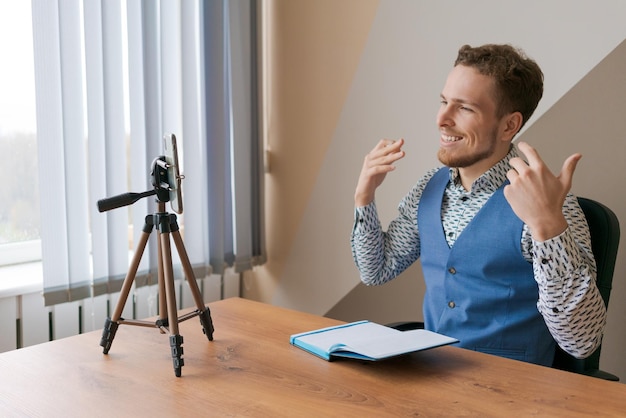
[{"left": 0, "top": 297, "right": 624, "bottom": 416}]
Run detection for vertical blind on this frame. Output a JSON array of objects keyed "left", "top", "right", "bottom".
[{"left": 32, "top": 0, "right": 265, "bottom": 306}]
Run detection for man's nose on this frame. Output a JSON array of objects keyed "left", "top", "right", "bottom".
[{"left": 437, "top": 106, "right": 453, "bottom": 127}]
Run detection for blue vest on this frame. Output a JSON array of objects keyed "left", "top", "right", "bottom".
[{"left": 418, "top": 168, "right": 555, "bottom": 366}]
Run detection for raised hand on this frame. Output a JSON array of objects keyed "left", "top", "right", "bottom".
[
  {"left": 503, "top": 141, "right": 581, "bottom": 241},
  {"left": 354, "top": 139, "right": 405, "bottom": 207}
]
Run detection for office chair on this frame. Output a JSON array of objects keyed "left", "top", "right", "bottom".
[{"left": 387, "top": 197, "right": 620, "bottom": 381}]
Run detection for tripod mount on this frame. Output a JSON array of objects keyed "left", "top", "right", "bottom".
[{"left": 97, "top": 154, "right": 214, "bottom": 377}]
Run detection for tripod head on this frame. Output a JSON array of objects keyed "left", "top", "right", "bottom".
[{"left": 97, "top": 156, "right": 174, "bottom": 213}]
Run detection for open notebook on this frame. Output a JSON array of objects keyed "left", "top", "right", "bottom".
[{"left": 290, "top": 320, "right": 458, "bottom": 361}]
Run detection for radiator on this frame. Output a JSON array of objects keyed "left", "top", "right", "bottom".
[{"left": 0, "top": 272, "right": 240, "bottom": 353}]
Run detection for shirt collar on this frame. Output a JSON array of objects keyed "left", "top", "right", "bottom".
[{"left": 448, "top": 144, "right": 520, "bottom": 193}]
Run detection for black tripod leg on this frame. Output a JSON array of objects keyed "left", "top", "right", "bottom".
[
  {"left": 99, "top": 317, "right": 119, "bottom": 354},
  {"left": 169, "top": 335, "right": 184, "bottom": 378},
  {"left": 198, "top": 308, "right": 214, "bottom": 341}
]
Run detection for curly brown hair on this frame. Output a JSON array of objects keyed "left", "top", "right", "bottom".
[{"left": 454, "top": 44, "right": 543, "bottom": 129}]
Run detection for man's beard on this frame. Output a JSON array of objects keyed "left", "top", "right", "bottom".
[{"left": 437, "top": 131, "right": 498, "bottom": 168}]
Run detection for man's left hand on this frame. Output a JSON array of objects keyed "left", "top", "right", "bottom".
[{"left": 504, "top": 141, "right": 581, "bottom": 242}]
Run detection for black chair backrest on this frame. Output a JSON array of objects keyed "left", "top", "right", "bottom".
[
  {"left": 552, "top": 197, "right": 620, "bottom": 376},
  {"left": 578, "top": 197, "right": 621, "bottom": 306}
]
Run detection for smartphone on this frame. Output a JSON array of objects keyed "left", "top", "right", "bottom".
[{"left": 163, "top": 133, "right": 183, "bottom": 214}]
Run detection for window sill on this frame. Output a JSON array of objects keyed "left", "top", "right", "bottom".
[{"left": 0, "top": 262, "right": 43, "bottom": 299}]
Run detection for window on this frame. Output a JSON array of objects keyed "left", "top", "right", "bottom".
[
  {"left": 5, "top": 0, "right": 264, "bottom": 303},
  {"left": 0, "top": 1, "right": 41, "bottom": 267}
]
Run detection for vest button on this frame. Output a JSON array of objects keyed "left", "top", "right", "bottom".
[
  {"left": 448, "top": 267, "right": 456, "bottom": 274},
  {"left": 448, "top": 301, "right": 456, "bottom": 308}
]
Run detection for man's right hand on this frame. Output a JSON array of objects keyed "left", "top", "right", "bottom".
[{"left": 354, "top": 138, "right": 405, "bottom": 207}]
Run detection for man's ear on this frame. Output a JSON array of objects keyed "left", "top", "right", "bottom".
[{"left": 501, "top": 111, "right": 523, "bottom": 141}]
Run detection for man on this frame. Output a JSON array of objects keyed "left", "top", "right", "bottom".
[{"left": 351, "top": 44, "right": 606, "bottom": 366}]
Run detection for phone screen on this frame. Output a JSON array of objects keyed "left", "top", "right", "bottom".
[{"left": 163, "top": 133, "right": 183, "bottom": 214}]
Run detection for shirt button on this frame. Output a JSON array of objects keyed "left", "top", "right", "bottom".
[
  {"left": 448, "top": 301, "right": 456, "bottom": 308},
  {"left": 448, "top": 267, "right": 456, "bottom": 274}
]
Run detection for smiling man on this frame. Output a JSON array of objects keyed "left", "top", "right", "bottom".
[{"left": 351, "top": 44, "right": 606, "bottom": 366}]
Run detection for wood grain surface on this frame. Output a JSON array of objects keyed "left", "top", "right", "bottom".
[{"left": 0, "top": 297, "right": 624, "bottom": 417}]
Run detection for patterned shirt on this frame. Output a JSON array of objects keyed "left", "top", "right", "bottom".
[{"left": 351, "top": 145, "right": 606, "bottom": 359}]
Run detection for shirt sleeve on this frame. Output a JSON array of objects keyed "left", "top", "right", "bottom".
[
  {"left": 529, "top": 194, "right": 607, "bottom": 359},
  {"left": 350, "top": 170, "right": 437, "bottom": 286}
]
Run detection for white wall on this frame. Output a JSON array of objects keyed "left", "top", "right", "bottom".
[{"left": 247, "top": 0, "right": 626, "bottom": 381}]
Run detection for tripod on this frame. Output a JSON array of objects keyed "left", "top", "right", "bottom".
[{"left": 98, "top": 158, "right": 214, "bottom": 377}]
